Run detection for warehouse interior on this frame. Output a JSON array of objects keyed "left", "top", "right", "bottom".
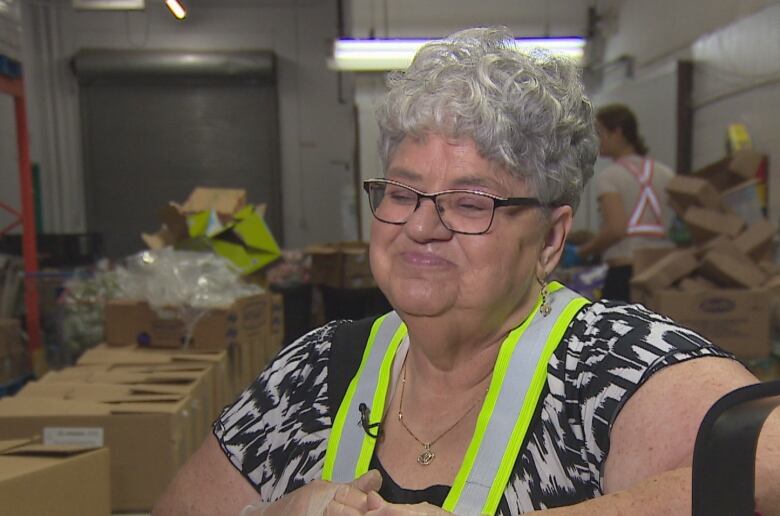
[{"left": 1, "top": 0, "right": 780, "bottom": 514}]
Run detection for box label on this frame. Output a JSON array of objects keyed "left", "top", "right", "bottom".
[{"left": 43, "top": 427, "right": 104, "bottom": 447}]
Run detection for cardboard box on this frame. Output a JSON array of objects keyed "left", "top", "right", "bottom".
[
  {"left": 630, "top": 248, "right": 699, "bottom": 293},
  {"left": 678, "top": 276, "right": 718, "bottom": 293},
  {"left": 38, "top": 367, "right": 214, "bottom": 444},
  {"left": 179, "top": 187, "right": 246, "bottom": 216},
  {"left": 79, "top": 343, "right": 236, "bottom": 411},
  {"left": 644, "top": 288, "right": 770, "bottom": 359},
  {"left": 695, "top": 235, "right": 734, "bottom": 259},
  {"left": 632, "top": 247, "right": 675, "bottom": 273},
  {"left": 692, "top": 149, "right": 766, "bottom": 191},
  {"left": 104, "top": 293, "right": 271, "bottom": 362},
  {"left": 665, "top": 175, "right": 722, "bottom": 212},
  {"left": 0, "top": 389, "right": 194, "bottom": 512},
  {"left": 699, "top": 251, "right": 767, "bottom": 289},
  {"left": 0, "top": 438, "right": 111, "bottom": 516},
  {"left": 733, "top": 219, "right": 776, "bottom": 262},
  {"left": 720, "top": 179, "right": 765, "bottom": 225},
  {"left": 104, "top": 299, "right": 155, "bottom": 346},
  {"left": 142, "top": 188, "right": 281, "bottom": 275},
  {"left": 682, "top": 206, "right": 745, "bottom": 244},
  {"left": 307, "top": 241, "right": 375, "bottom": 289},
  {"left": 697, "top": 237, "right": 750, "bottom": 262}
]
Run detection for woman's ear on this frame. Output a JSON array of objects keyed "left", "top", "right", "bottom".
[{"left": 537, "top": 205, "right": 573, "bottom": 278}]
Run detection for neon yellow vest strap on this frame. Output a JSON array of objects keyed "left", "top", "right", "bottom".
[
  {"left": 322, "top": 311, "right": 407, "bottom": 481},
  {"left": 323, "top": 283, "right": 588, "bottom": 515},
  {"left": 447, "top": 283, "right": 588, "bottom": 514}
]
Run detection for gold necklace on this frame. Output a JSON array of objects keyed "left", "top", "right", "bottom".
[{"left": 397, "top": 359, "right": 485, "bottom": 466}]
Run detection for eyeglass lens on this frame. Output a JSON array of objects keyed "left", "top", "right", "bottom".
[{"left": 367, "top": 182, "right": 496, "bottom": 234}]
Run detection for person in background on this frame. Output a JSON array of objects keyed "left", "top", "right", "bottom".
[
  {"left": 576, "top": 103, "right": 675, "bottom": 302},
  {"left": 152, "top": 29, "right": 779, "bottom": 515}
]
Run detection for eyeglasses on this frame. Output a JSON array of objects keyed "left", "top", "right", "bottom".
[{"left": 363, "top": 178, "right": 544, "bottom": 235}]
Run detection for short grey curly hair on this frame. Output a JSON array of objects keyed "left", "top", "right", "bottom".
[{"left": 376, "top": 27, "right": 599, "bottom": 212}]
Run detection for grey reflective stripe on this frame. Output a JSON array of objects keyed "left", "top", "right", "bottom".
[
  {"left": 330, "top": 311, "right": 404, "bottom": 482},
  {"left": 452, "top": 287, "right": 582, "bottom": 515}
]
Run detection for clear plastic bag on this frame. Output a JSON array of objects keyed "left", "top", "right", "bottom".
[{"left": 113, "top": 248, "right": 264, "bottom": 347}]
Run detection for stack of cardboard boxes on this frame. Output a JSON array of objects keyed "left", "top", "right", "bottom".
[
  {"left": 103, "top": 291, "right": 283, "bottom": 394},
  {"left": 0, "top": 262, "right": 285, "bottom": 512},
  {"left": 631, "top": 150, "right": 777, "bottom": 362}
]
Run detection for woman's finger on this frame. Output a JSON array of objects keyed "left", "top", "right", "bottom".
[
  {"left": 350, "top": 469, "right": 383, "bottom": 492},
  {"left": 332, "top": 483, "right": 371, "bottom": 510},
  {"left": 366, "top": 490, "right": 388, "bottom": 511},
  {"left": 325, "top": 497, "right": 368, "bottom": 516}
]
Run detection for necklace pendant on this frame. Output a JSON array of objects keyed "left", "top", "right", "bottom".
[{"left": 417, "top": 445, "right": 435, "bottom": 466}]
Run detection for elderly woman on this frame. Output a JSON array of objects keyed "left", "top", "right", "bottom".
[{"left": 153, "top": 28, "right": 777, "bottom": 515}]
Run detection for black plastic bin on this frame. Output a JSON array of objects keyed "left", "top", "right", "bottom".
[
  {"left": 320, "top": 286, "right": 391, "bottom": 323},
  {"left": 270, "top": 283, "right": 314, "bottom": 347}
]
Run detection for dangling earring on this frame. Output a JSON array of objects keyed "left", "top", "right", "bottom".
[{"left": 539, "top": 277, "right": 552, "bottom": 317}]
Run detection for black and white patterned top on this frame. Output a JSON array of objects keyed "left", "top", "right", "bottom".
[{"left": 214, "top": 301, "right": 733, "bottom": 514}]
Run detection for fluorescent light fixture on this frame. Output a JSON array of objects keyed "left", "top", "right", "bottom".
[
  {"left": 72, "top": 0, "right": 145, "bottom": 9},
  {"left": 329, "top": 37, "right": 585, "bottom": 72},
  {"left": 165, "top": 0, "right": 186, "bottom": 19}
]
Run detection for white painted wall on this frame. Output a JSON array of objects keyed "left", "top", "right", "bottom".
[
  {"left": 600, "top": 0, "right": 780, "bottom": 226},
  {"left": 602, "top": 0, "right": 778, "bottom": 66},
  {"left": 689, "top": 2, "right": 780, "bottom": 225},
  {"left": 349, "top": 0, "right": 780, "bottom": 237}
]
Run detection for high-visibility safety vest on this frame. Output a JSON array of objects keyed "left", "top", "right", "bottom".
[
  {"left": 322, "top": 282, "right": 589, "bottom": 515},
  {"left": 619, "top": 157, "right": 667, "bottom": 238}
]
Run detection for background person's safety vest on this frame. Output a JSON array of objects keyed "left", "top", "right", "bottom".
[
  {"left": 618, "top": 157, "right": 667, "bottom": 238},
  {"left": 322, "top": 282, "right": 589, "bottom": 515}
]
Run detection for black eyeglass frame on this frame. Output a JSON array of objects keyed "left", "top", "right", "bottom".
[{"left": 362, "top": 178, "right": 547, "bottom": 235}]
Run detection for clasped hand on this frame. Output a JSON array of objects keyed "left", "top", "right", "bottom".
[{"left": 240, "top": 470, "right": 450, "bottom": 515}]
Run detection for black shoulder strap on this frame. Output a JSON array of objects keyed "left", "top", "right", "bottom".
[{"left": 328, "top": 316, "right": 380, "bottom": 420}]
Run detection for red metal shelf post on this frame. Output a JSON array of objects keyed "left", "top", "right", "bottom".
[{"left": 0, "top": 72, "right": 42, "bottom": 372}]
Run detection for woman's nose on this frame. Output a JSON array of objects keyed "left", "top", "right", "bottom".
[{"left": 403, "top": 197, "right": 453, "bottom": 241}]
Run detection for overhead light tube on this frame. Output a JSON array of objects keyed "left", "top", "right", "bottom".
[
  {"left": 165, "top": 0, "right": 186, "bottom": 20},
  {"left": 329, "top": 37, "right": 586, "bottom": 71}
]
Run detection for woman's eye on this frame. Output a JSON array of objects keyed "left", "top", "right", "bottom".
[
  {"left": 387, "top": 189, "right": 417, "bottom": 203},
  {"left": 456, "top": 197, "right": 490, "bottom": 211}
]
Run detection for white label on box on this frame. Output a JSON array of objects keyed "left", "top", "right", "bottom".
[{"left": 43, "top": 427, "right": 104, "bottom": 447}]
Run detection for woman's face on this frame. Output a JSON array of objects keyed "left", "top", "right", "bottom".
[
  {"left": 596, "top": 120, "right": 618, "bottom": 158},
  {"left": 369, "top": 134, "right": 558, "bottom": 327}
]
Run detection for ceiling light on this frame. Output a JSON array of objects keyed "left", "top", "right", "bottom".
[
  {"left": 329, "top": 37, "right": 586, "bottom": 72},
  {"left": 165, "top": 0, "right": 186, "bottom": 20},
  {"left": 72, "top": 0, "right": 145, "bottom": 9}
]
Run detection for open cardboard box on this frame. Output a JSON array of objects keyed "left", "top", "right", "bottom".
[
  {"left": 37, "top": 367, "right": 214, "bottom": 444},
  {"left": 691, "top": 149, "right": 766, "bottom": 191},
  {"left": 78, "top": 344, "right": 237, "bottom": 409},
  {"left": 142, "top": 187, "right": 281, "bottom": 275},
  {"left": 630, "top": 244, "right": 774, "bottom": 359},
  {"left": 0, "top": 437, "right": 111, "bottom": 516},
  {"left": 0, "top": 386, "right": 194, "bottom": 512},
  {"left": 102, "top": 293, "right": 271, "bottom": 399},
  {"left": 665, "top": 175, "right": 723, "bottom": 213},
  {"left": 306, "top": 241, "right": 376, "bottom": 289}
]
